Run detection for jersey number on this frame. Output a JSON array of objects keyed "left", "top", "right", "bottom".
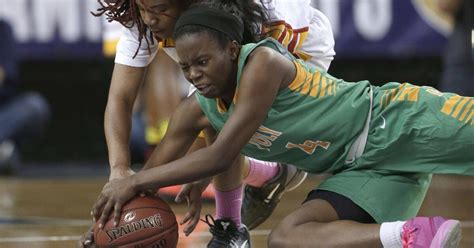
[{"left": 285, "top": 140, "right": 330, "bottom": 155}]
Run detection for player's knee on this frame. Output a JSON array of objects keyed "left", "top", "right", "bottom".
[
  {"left": 269, "top": 215, "right": 330, "bottom": 247},
  {"left": 268, "top": 225, "right": 292, "bottom": 248},
  {"left": 267, "top": 229, "right": 285, "bottom": 248}
]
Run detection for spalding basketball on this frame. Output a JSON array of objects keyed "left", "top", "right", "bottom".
[{"left": 94, "top": 196, "right": 178, "bottom": 248}]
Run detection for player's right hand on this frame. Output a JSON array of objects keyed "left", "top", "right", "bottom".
[
  {"left": 76, "top": 226, "right": 96, "bottom": 248},
  {"left": 109, "top": 167, "right": 135, "bottom": 181},
  {"left": 92, "top": 176, "right": 137, "bottom": 229}
]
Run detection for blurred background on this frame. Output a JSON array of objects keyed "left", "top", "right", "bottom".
[{"left": 0, "top": 0, "right": 472, "bottom": 167}]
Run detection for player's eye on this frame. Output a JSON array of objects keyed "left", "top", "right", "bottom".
[{"left": 151, "top": 6, "right": 167, "bottom": 14}]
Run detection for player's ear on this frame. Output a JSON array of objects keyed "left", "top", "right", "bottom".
[{"left": 229, "top": 40, "right": 240, "bottom": 60}]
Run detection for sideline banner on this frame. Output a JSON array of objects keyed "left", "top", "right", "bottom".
[
  {"left": 0, "top": 0, "right": 452, "bottom": 59},
  {"left": 311, "top": 0, "right": 452, "bottom": 57},
  {"left": 0, "top": 0, "right": 102, "bottom": 59}
]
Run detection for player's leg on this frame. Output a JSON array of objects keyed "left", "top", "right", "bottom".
[
  {"left": 268, "top": 190, "right": 381, "bottom": 247},
  {"left": 241, "top": 158, "right": 307, "bottom": 229},
  {"left": 207, "top": 154, "right": 250, "bottom": 247},
  {"left": 268, "top": 189, "right": 461, "bottom": 248},
  {"left": 205, "top": 155, "right": 307, "bottom": 246},
  {"left": 199, "top": 143, "right": 307, "bottom": 232}
]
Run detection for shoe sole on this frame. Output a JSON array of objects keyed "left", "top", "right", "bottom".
[
  {"left": 243, "top": 167, "right": 308, "bottom": 230},
  {"left": 430, "top": 220, "right": 461, "bottom": 248},
  {"left": 244, "top": 184, "right": 287, "bottom": 230},
  {"left": 285, "top": 170, "right": 308, "bottom": 192}
]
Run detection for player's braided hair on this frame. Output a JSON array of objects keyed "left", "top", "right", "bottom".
[
  {"left": 92, "top": 0, "right": 269, "bottom": 57},
  {"left": 183, "top": 0, "right": 269, "bottom": 44},
  {"left": 218, "top": 0, "right": 269, "bottom": 43},
  {"left": 93, "top": 0, "right": 147, "bottom": 58}
]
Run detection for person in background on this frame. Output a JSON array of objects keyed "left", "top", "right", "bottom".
[
  {"left": 0, "top": 20, "right": 50, "bottom": 174},
  {"left": 437, "top": 0, "right": 473, "bottom": 96}
]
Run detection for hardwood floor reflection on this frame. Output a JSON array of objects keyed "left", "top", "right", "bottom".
[{"left": 0, "top": 174, "right": 472, "bottom": 247}]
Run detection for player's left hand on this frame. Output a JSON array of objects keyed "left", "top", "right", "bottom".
[
  {"left": 91, "top": 177, "right": 137, "bottom": 229},
  {"left": 175, "top": 180, "right": 210, "bottom": 236}
]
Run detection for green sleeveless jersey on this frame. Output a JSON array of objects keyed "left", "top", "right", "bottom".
[{"left": 195, "top": 38, "right": 371, "bottom": 173}]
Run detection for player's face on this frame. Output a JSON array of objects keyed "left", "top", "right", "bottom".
[
  {"left": 136, "top": 0, "right": 181, "bottom": 38},
  {"left": 176, "top": 32, "right": 239, "bottom": 100}
]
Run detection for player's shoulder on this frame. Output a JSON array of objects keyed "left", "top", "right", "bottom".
[{"left": 246, "top": 45, "right": 280, "bottom": 65}]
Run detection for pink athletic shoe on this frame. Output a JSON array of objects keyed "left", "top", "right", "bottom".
[{"left": 402, "top": 216, "right": 461, "bottom": 248}]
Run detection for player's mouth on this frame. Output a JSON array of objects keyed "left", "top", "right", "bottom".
[{"left": 195, "top": 84, "right": 211, "bottom": 95}]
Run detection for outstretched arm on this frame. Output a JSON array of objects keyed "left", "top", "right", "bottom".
[
  {"left": 92, "top": 46, "right": 295, "bottom": 227},
  {"left": 104, "top": 63, "right": 146, "bottom": 180}
]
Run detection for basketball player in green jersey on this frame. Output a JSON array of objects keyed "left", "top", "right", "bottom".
[
  {"left": 91, "top": 3, "right": 473, "bottom": 247},
  {"left": 80, "top": 1, "right": 337, "bottom": 246},
  {"left": 90, "top": 0, "right": 334, "bottom": 237}
]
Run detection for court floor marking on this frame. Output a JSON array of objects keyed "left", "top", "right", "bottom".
[
  {"left": 0, "top": 230, "right": 271, "bottom": 243},
  {"left": 0, "top": 236, "right": 82, "bottom": 243},
  {"left": 0, "top": 216, "right": 91, "bottom": 226},
  {"left": 1, "top": 221, "right": 474, "bottom": 243},
  {"left": 0, "top": 230, "right": 272, "bottom": 243}
]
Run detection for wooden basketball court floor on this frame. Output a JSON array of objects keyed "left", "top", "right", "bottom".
[{"left": 0, "top": 164, "right": 473, "bottom": 248}]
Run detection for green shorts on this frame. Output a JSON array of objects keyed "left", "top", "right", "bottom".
[
  {"left": 317, "top": 83, "right": 474, "bottom": 222},
  {"left": 317, "top": 171, "right": 431, "bottom": 223}
]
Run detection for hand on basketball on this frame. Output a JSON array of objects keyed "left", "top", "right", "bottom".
[
  {"left": 175, "top": 180, "right": 209, "bottom": 236},
  {"left": 91, "top": 176, "right": 137, "bottom": 229},
  {"left": 76, "top": 226, "right": 96, "bottom": 248}
]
